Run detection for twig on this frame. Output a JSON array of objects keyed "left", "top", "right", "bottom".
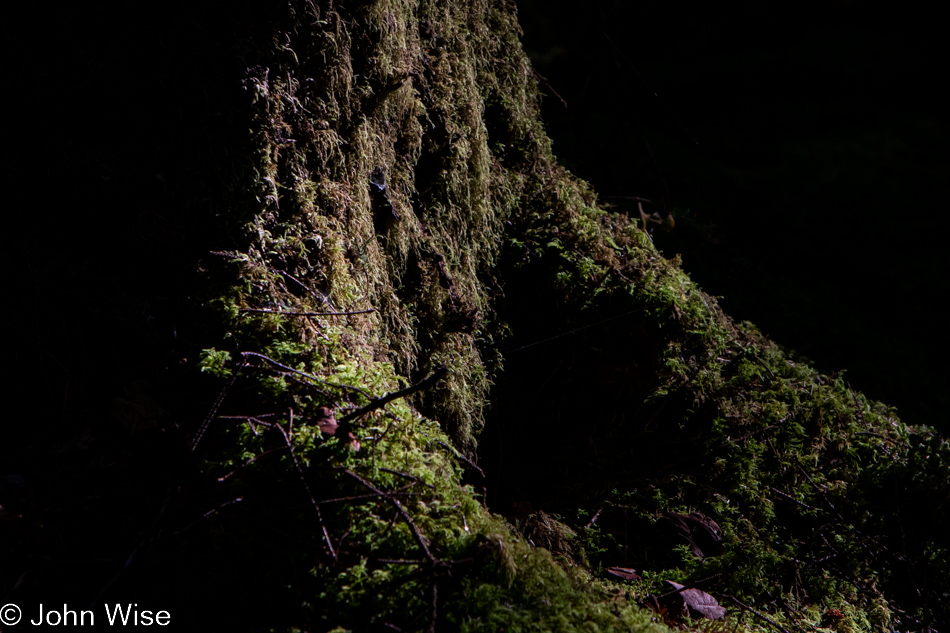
[
  {"left": 192, "top": 360, "right": 249, "bottom": 451},
  {"left": 724, "top": 595, "right": 790, "bottom": 633},
  {"left": 604, "top": 196, "right": 653, "bottom": 203},
  {"left": 240, "top": 350, "right": 371, "bottom": 398},
  {"left": 208, "top": 249, "right": 336, "bottom": 309},
  {"left": 654, "top": 574, "right": 722, "bottom": 601},
  {"left": 795, "top": 465, "right": 887, "bottom": 562},
  {"left": 437, "top": 440, "right": 485, "bottom": 479},
  {"left": 240, "top": 306, "right": 377, "bottom": 317},
  {"left": 319, "top": 490, "right": 420, "bottom": 504},
  {"left": 427, "top": 581, "right": 438, "bottom": 633},
  {"left": 282, "top": 372, "right": 333, "bottom": 398},
  {"left": 379, "top": 467, "right": 436, "bottom": 488},
  {"left": 339, "top": 367, "right": 448, "bottom": 424},
  {"left": 532, "top": 69, "right": 568, "bottom": 109},
  {"left": 202, "top": 496, "right": 244, "bottom": 518},
  {"left": 584, "top": 506, "right": 604, "bottom": 529},
  {"left": 506, "top": 308, "right": 641, "bottom": 355},
  {"left": 343, "top": 469, "right": 436, "bottom": 563},
  {"left": 277, "top": 412, "right": 336, "bottom": 559},
  {"left": 208, "top": 249, "right": 246, "bottom": 260},
  {"left": 797, "top": 466, "right": 840, "bottom": 516},
  {"left": 767, "top": 486, "right": 817, "bottom": 511},
  {"left": 216, "top": 414, "right": 277, "bottom": 436},
  {"left": 275, "top": 268, "right": 335, "bottom": 308},
  {"left": 90, "top": 486, "right": 175, "bottom": 608}
]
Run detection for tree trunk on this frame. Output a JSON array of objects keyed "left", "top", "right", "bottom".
[{"left": 4, "top": 1, "right": 948, "bottom": 631}]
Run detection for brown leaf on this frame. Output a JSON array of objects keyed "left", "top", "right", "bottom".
[
  {"left": 314, "top": 407, "right": 359, "bottom": 451},
  {"left": 606, "top": 567, "right": 641, "bottom": 581},
  {"left": 821, "top": 608, "right": 845, "bottom": 626},
  {"left": 314, "top": 406, "right": 339, "bottom": 435},
  {"left": 664, "top": 581, "right": 726, "bottom": 620}
]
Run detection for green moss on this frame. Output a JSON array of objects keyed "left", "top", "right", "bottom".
[{"left": 176, "top": 0, "right": 950, "bottom": 630}]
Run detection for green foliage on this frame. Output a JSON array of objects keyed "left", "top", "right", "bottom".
[{"left": 198, "top": 348, "right": 233, "bottom": 377}]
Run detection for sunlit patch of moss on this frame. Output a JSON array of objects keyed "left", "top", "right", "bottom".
[{"left": 174, "top": 0, "right": 950, "bottom": 630}]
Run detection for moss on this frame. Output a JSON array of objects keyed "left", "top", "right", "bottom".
[{"left": 158, "top": 0, "right": 950, "bottom": 630}]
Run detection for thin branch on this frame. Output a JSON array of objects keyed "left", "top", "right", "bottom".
[
  {"left": 584, "top": 506, "right": 605, "bottom": 529},
  {"left": 277, "top": 413, "right": 336, "bottom": 559},
  {"left": 724, "top": 595, "right": 790, "bottom": 633},
  {"left": 427, "top": 581, "right": 438, "bottom": 633},
  {"left": 376, "top": 558, "right": 428, "bottom": 565},
  {"left": 379, "top": 467, "right": 436, "bottom": 488},
  {"left": 208, "top": 249, "right": 246, "bottom": 260},
  {"left": 798, "top": 466, "right": 840, "bottom": 516},
  {"left": 339, "top": 367, "right": 448, "bottom": 424},
  {"left": 240, "top": 350, "right": 371, "bottom": 398},
  {"left": 343, "top": 469, "right": 436, "bottom": 563},
  {"left": 202, "top": 496, "right": 245, "bottom": 519},
  {"left": 192, "top": 360, "right": 248, "bottom": 451},
  {"left": 216, "top": 446, "right": 283, "bottom": 482},
  {"left": 216, "top": 414, "right": 279, "bottom": 436},
  {"left": 767, "top": 486, "right": 817, "bottom": 511},
  {"left": 283, "top": 372, "right": 333, "bottom": 398},
  {"left": 240, "top": 306, "right": 377, "bottom": 317},
  {"left": 276, "top": 268, "right": 336, "bottom": 308},
  {"left": 603, "top": 196, "right": 653, "bottom": 203},
  {"left": 437, "top": 440, "right": 485, "bottom": 479},
  {"left": 538, "top": 75, "right": 568, "bottom": 109},
  {"left": 208, "top": 249, "right": 336, "bottom": 310},
  {"left": 216, "top": 412, "right": 281, "bottom": 418},
  {"left": 320, "top": 489, "right": 420, "bottom": 504}
]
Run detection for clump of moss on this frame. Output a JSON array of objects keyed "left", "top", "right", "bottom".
[{"left": 491, "top": 164, "right": 950, "bottom": 629}]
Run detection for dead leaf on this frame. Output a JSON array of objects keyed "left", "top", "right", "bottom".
[
  {"left": 606, "top": 567, "right": 641, "bottom": 581},
  {"left": 314, "top": 407, "right": 359, "bottom": 451},
  {"left": 314, "top": 407, "right": 339, "bottom": 435},
  {"left": 821, "top": 608, "right": 845, "bottom": 627},
  {"left": 664, "top": 581, "right": 726, "bottom": 620}
]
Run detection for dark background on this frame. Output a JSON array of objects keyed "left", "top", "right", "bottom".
[{"left": 514, "top": 0, "right": 950, "bottom": 432}]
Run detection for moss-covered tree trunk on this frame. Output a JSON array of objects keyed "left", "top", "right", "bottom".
[{"left": 4, "top": 1, "right": 949, "bottom": 631}]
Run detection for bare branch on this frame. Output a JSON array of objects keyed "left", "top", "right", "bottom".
[
  {"left": 240, "top": 350, "right": 371, "bottom": 398},
  {"left": 277, "top": 412, "right": 336, "bottom": 559},
  {"left": 343, "top": 469, "right": 435, "bottom": 564},
  {"left": 724, "top": 595, "right": 790, "bottom": 633},
  {"left": 437, "top": 440, "right": 485, "bottom": 479},
  {"left": 192, "top": 360, "right": 249, "bottom": 451},
  {"left": 240, "top": 307, "right": 377, "bottom": 317},
  {"left": 339, "top": 366, "right": 448, "bottom": 424}
]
